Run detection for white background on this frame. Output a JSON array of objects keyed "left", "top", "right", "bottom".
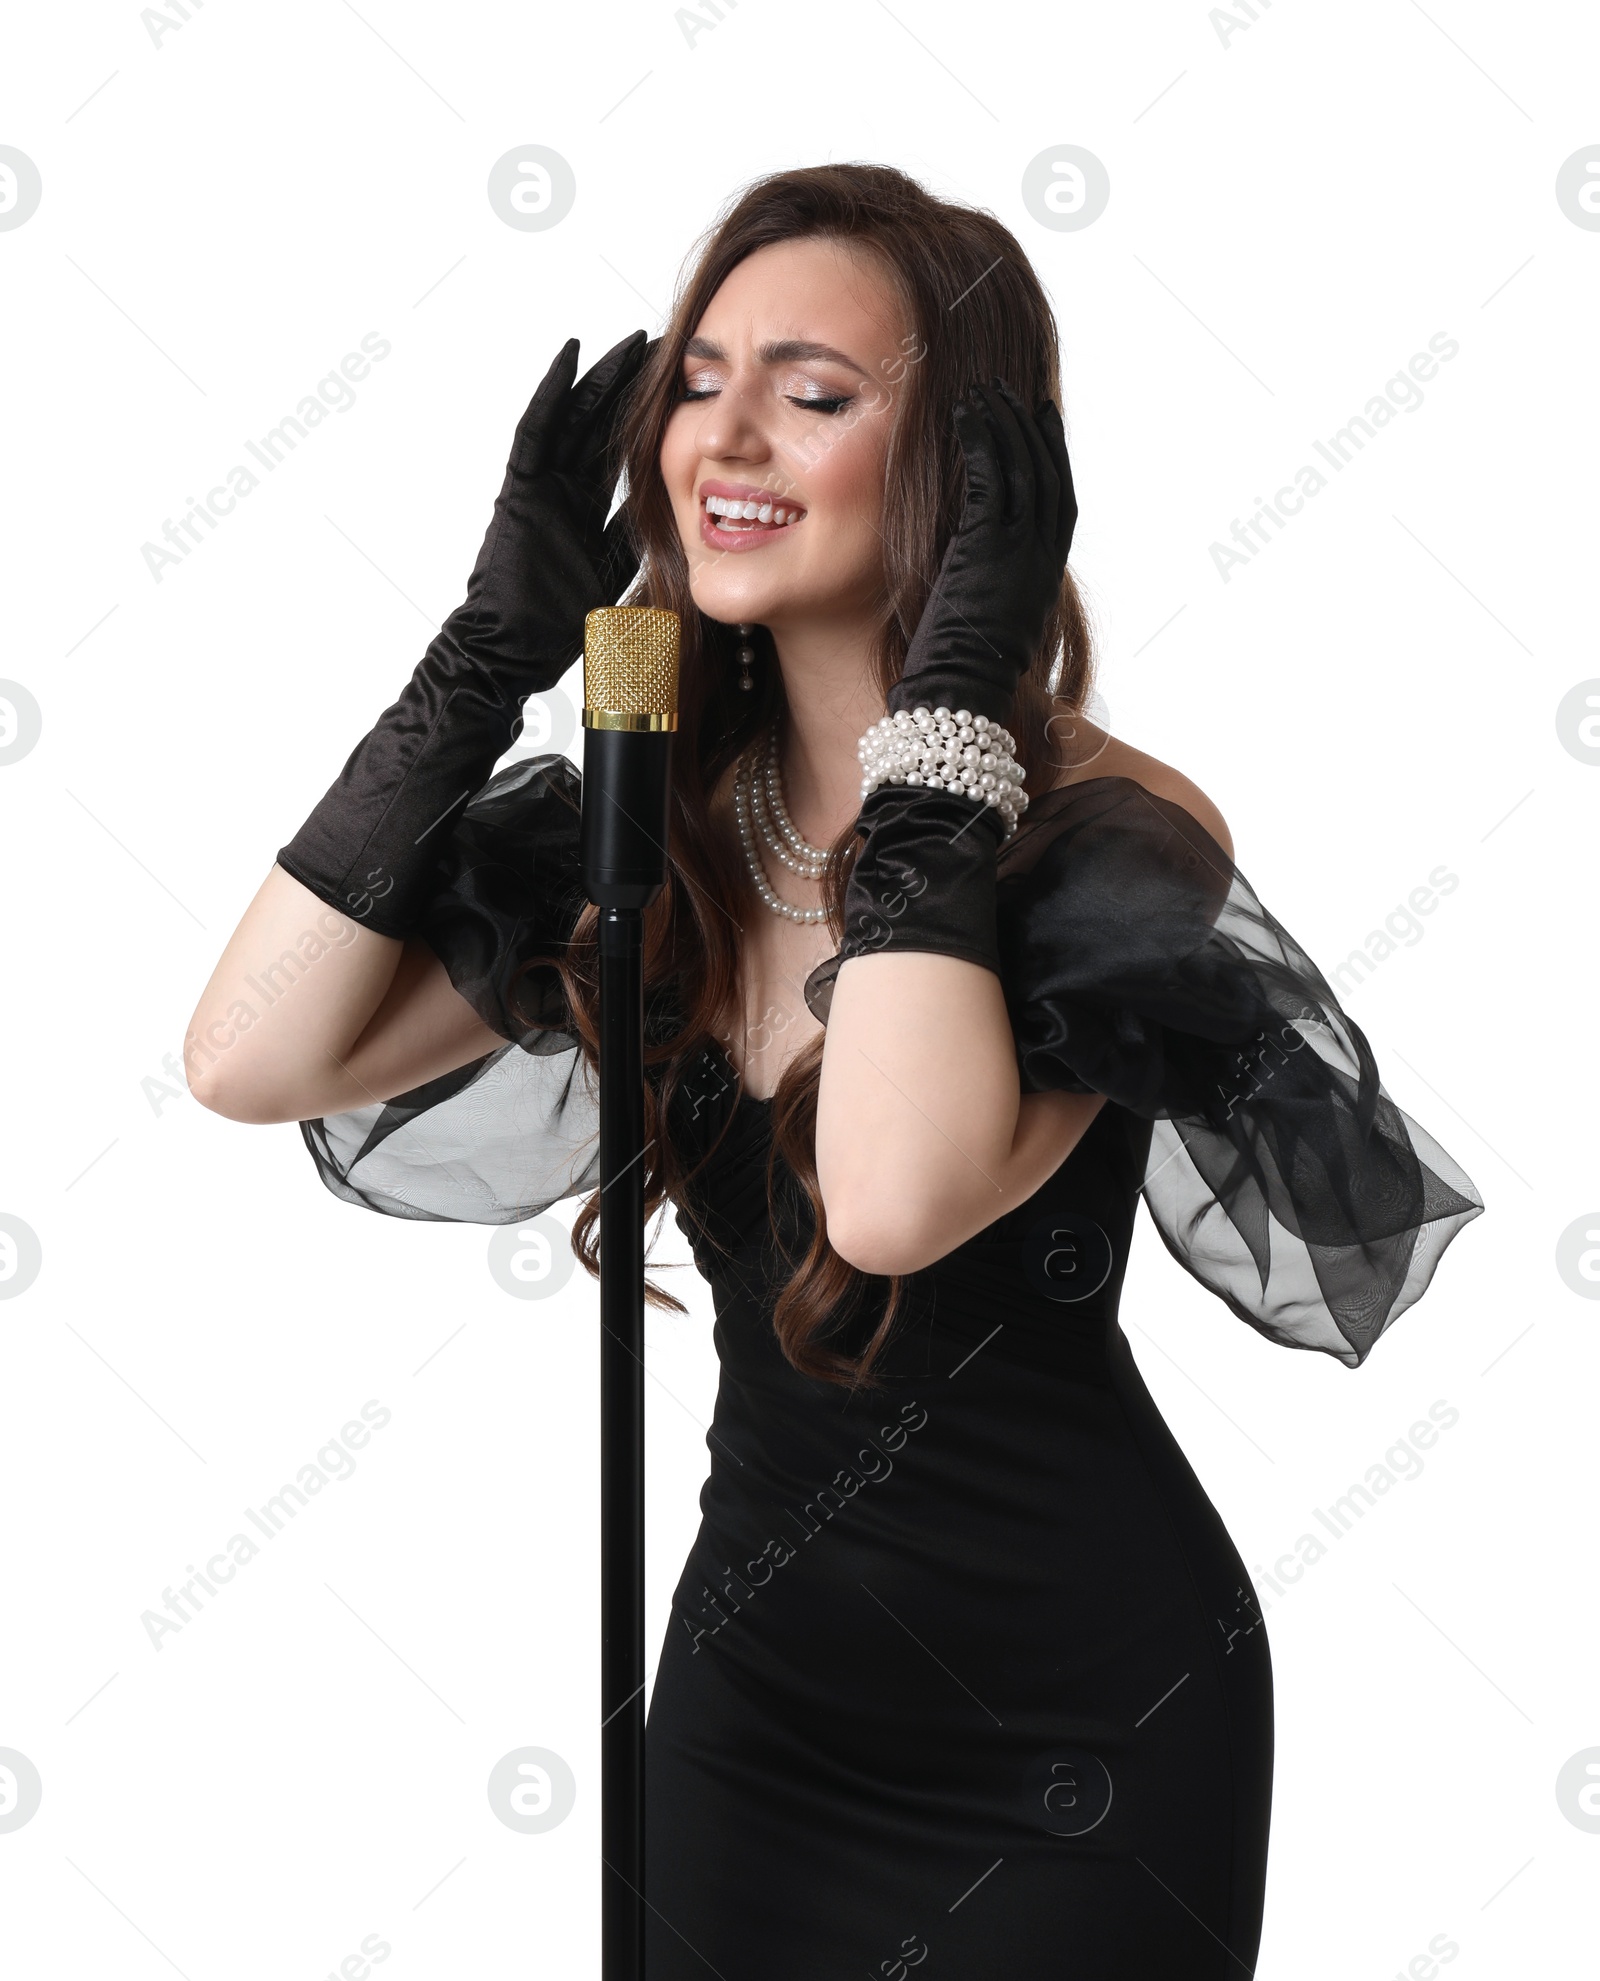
[{"left": 2, "top": 2, "right": 1595, "bottom": 1975}]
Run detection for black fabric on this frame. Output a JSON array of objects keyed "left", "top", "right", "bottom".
[
  {"left": 275, "top": 332, "right": 648, "bottom": 936},
  {"left": 884, "top": 380, "right": 1076, "bottom": 727},
  {"left": 412, "top": 753, "right": 587, "bottom": 1046},
  {"left": 292, "top": 756, "right": 1483, "bottom": 1975},
  {"left": 296, "top": 753, "right": 597, "bottom": 1221},
  {"left": 817, "top": 779, "right": 1008, "bottom": 985},
  {"left": 805, "top": 773, "right": 1483, "bottom": 1365},
  {"left": 302, "top": 757, "right": 1484, "bottom": 1365},
  {"left": 813, "top": 380, "right": 1075, "bottom": 985},
  {"left": 647, "top": 1077, "right": 1273, "bottom": 1980}
]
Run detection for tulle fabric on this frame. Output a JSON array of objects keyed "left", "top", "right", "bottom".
[
  {"left": 300, "top": 1042, "right": 600, "bottom": 1222},
  {"left": 297, "top": 761, "right": 1483, "bottom": 1365},
  {"left": 993, "top": 777, "right": 1483, "bottom": 1364},
  {"left": 296, "top": 753, "right": 601, "bottom": 1222}
]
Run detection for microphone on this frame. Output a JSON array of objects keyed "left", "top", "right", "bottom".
[
  {"left": 577, "top": 603, "right": 679, "bottom": 1981},
  {"left": 580, "top": 606, "right": 680, "bottom": 907}
]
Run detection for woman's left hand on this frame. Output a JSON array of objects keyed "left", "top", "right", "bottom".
[{"left": 889, "top": 379, "right": 1076, "bottom": 728}]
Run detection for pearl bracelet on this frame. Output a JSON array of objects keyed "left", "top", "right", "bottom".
[{"left": 857, "top": 705, "right": 1029, "bottom": 838}]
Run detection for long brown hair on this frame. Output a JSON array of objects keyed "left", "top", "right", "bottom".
[{"left": 548, "top": 163, "right": 1096, "bottom": 1388}]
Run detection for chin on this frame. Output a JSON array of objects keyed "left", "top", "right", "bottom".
[
  {"left": 684, "top": 564, "right": 780, "bottom": 624},
  {"left": 690, "top": 581, "right": 767, "bottom": 621}
]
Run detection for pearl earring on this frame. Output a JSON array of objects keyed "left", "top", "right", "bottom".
[{"left": 736, "top": 622, "right": 756, "bottom": 693}]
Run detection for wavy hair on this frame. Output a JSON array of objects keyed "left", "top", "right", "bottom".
[{"left": 549, "top": 162, "right": 1097, "bottom": 1388}]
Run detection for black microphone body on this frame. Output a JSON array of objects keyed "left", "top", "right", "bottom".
[
  {"left": 579, "top": 725, "right": 674, "bottom": 907},
  {"left": 578, "top": 608, "right": 679, "bottom": 1981}
]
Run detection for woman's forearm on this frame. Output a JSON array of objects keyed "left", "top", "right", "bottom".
[
  {"left": 815, "top": 951, "right": 1104, "bottom": 1274},
  {"left": 185, "top": 865, "right": 499, "bottom": 1124}
]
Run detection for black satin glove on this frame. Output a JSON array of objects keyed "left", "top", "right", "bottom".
[
  {"left": 887, "top": 379, "right": 1075, "bottom": 727},
  {"left": 805, "top": 382, "right": 1075, "bottom": 1021},
  {"left": 276, "top": 330, "right": 650, "bottom": 936}
]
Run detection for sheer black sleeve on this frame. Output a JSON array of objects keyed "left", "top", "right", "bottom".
[
  {"left": 807, "top": 773, "right": 1484, "bottom": 1367},
  {"left": 297, "top": 754, "right": 602, "bottom": 1223}
]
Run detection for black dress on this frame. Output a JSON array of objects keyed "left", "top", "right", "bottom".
[{"left": 298, "top": 755, "right": 1484, "bottom": 1979}]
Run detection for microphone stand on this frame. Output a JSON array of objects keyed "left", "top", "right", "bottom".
[
  {"left": 597, "top": 892, "right": 647, "bottom": 1979},
  {"left": 579, "top": 610, "right": 678, "bottom": 1981}
]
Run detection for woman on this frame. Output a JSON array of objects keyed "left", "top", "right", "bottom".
[{"left": 189, "top": 164, "right": 1484, "bottom": 1976}]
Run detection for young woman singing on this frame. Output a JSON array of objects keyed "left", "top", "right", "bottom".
[{"left": 188, "top": 163, "right": 1483, "bottom": 1977}]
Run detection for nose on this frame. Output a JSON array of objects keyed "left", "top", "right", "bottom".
[{"left": 690, "top": 367, "right": 772, "bottom": 466}]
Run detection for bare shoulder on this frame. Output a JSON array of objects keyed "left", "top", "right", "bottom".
[{"left": 1048, "top": 719, "right": 1234, "bottom": 861}]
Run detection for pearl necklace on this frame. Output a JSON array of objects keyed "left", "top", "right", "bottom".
[
  {"left": 756, "top": 728, "right": 828, "bottom": 875},
  {"left": 733, "top": 729, "right": 830, "bottom": 923}
]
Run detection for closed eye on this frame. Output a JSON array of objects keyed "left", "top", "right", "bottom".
[{"left": 677, "top": 383, "right": 853, "bottom": 414}]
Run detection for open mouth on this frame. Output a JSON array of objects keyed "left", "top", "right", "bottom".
[{"left": 700, "top": 490, "right": 806, "bottom": 534}]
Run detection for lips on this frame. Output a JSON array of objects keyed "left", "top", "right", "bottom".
[{"left": 697, "top": 480, "right": 806, "bottom": 551}]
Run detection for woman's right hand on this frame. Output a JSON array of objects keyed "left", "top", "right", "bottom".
[
  {"left": 269, "top": 333, "right": 655, "bottom": 938},
  {"left": 189, "top": 333, "right": 653, "bottom": 1124},
  {"left": 446, "top": 330, "right": 653, "bottom": 690}
]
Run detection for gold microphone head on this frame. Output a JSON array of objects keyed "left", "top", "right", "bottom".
[{"left": 581, "top": 607, "right": 680, "bottom": 731}]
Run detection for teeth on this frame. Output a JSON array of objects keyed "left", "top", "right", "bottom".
[{"left": 704, "top": 493, "right": 802, "bottom": 525}]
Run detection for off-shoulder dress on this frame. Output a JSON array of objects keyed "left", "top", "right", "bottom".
[{"left": 298, "top": 753, "right": 1483, "bottom": 1980}]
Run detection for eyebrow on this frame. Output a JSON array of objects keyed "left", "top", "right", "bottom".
[{"left": 682, "top": 335, "right": 871, "bottom": 377}]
